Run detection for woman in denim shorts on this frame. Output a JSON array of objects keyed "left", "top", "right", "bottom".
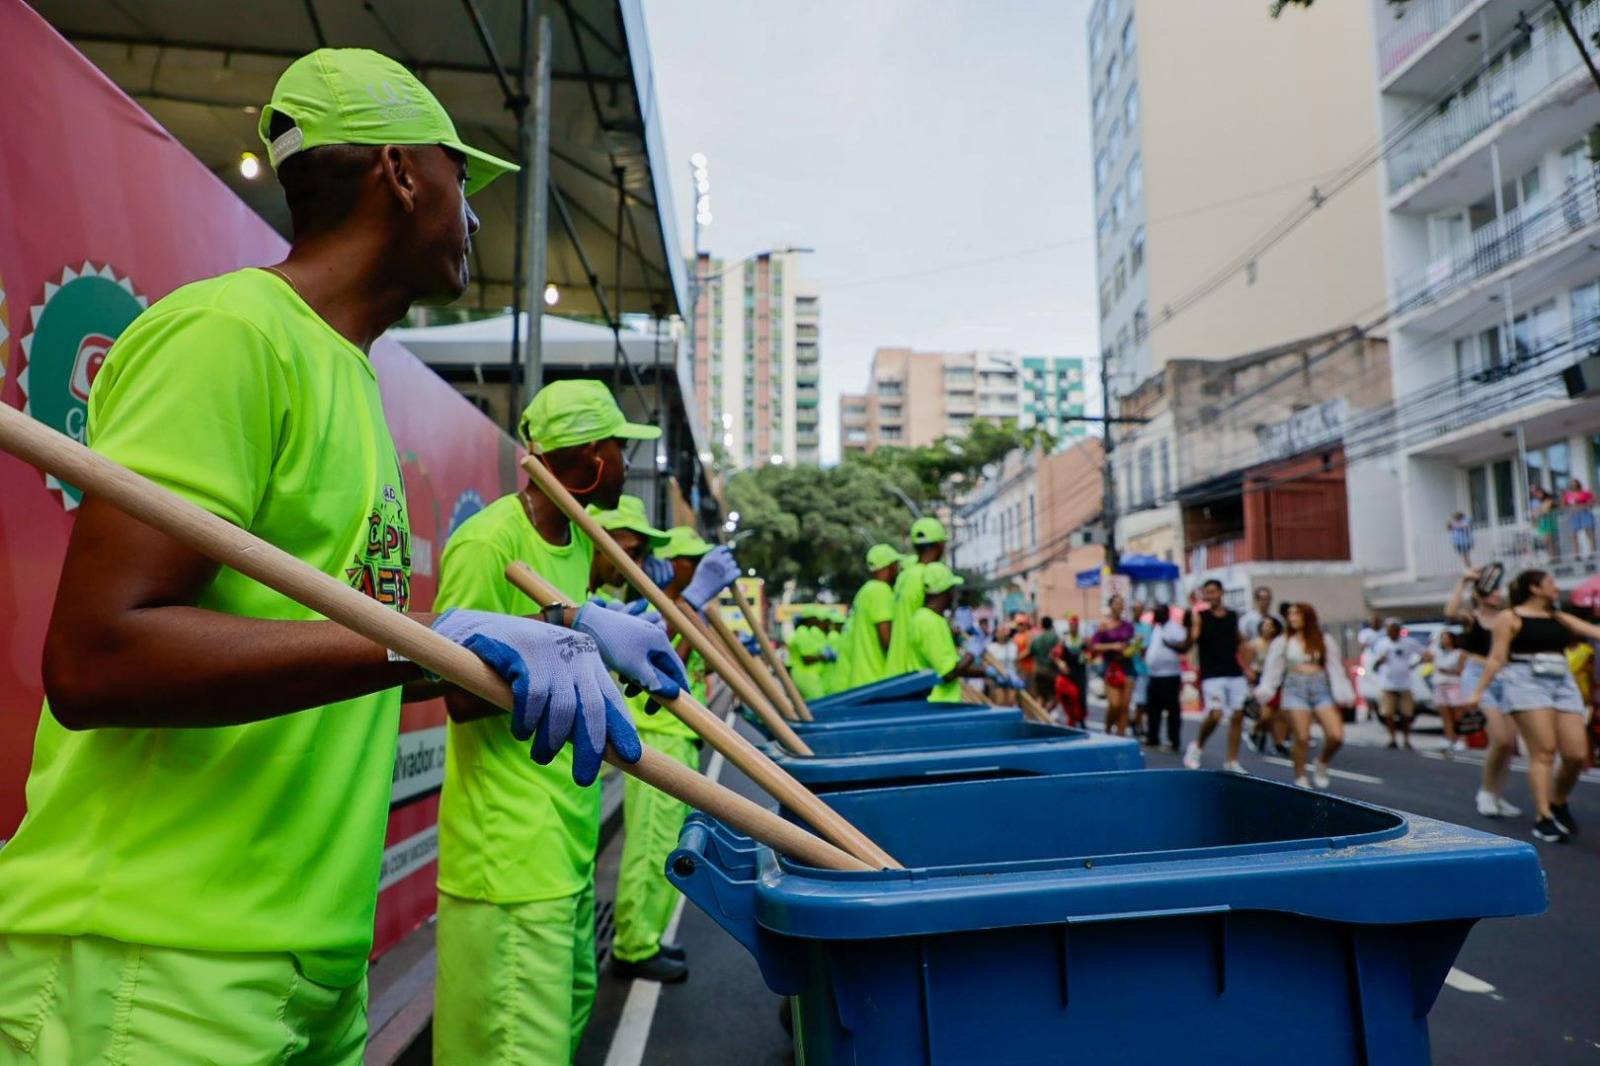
[
  {"left": 1447, "top": 569, "right": 1520, "bottom": 819},
  {"left": 1465, "top": 569, "right": 1600, "bottom": 843},
  {"left": 1254, "top": 603, "right": 1354, "bottom": 790}
]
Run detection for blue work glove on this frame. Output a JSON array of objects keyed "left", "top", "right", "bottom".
[
  {"left": 586, "top": 596, "right": 666, "bottom": 632},
  {"left": 741, "top": 632, "right": 761, "bottom": 655},
  {"left": 432, "top": 609, "right": 640, "bottom": 786},
  {"left": 820, "top": 645, "right": 838, "bottom": 663},
  {"left": 642, "top": 554, "right": 674, "bottom": 589},
  {"left": 985, "top": 665, "right": 1005, "bottom": 686},
  {"left": 1008, "top": 671, "right": 1027, "bottom": 691},
  {"left": 573, "top": 602, "right": 690, "bottom": 702},
  {"left": 681, "top": 545, "right": 741, "bottom": 611}
]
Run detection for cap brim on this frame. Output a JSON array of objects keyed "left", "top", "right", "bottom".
[
  {"left": 614, "top": 421, "right": 663, "bottom": 441},
  {"left": 456, "top": 141, "right": 520, "bottom": 196}
]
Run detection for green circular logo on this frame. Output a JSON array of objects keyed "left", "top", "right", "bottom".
[{"left": 19, "top": 263, "right": 147, "bottom": 508}]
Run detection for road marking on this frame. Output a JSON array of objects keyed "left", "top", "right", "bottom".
[
  {"left": 603, "top": 711, "right": 734, "bottom": 1066},
  {"left": 1417, "top": 748, "right": 1600, "bottom": 786},
  {"left": 1444, "top": 967, "right": 1497, "bottom": 995},
  {"left": 1260, "top": 757, "right": 1384, "bottom": 784}
]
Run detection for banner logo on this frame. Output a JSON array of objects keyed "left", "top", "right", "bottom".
[{"left": 18, "top": 263, "right": 147, "bottom": 508}]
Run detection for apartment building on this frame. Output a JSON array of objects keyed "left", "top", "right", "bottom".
[
  {"left": 1086, "top": 0, "right": 1386, "bottom": 389},
  {"left": 839, "top": 348, "right": 1089, "bottom": 454},
  {"left": 1365, "top": 0, "right": 1600, "bottom": 612},
  {"left": 690, "top": 249, "right": 821, "bottom": 466}
]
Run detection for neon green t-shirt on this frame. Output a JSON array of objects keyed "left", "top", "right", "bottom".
[
  {"left": 908, "top": 606, "right": 963, "bottom": 702},
  {"left": 0, "top": 268, "right": 410, "bottom": 987},
  {"left": 822, "top": 629, "right": 847, "bottom": 694},
  {"left": 788, "top": 625, "right": 826, "bottom": 701},
  {"left": 884, "top": 561, "right": 928, "bottom": 674},
  {"left": 845, "top": 579, "right": 896, "bottom": 689},
  {"left": 435, "top": 493, "right": 600, "bottom": 904}
]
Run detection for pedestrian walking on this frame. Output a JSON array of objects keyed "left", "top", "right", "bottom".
[
  {"left": 1446, "top": 567, "right": 1522, "bottom": 819},
  {"left": 1447, "top": 512, "right": 1474, "bottom": 568},
  {"left": 1128, "top": 601, "right": 1152, "bottom": 739},
  {"left": 1183, "top": 580, "right": 1251, "bottom": 772},
  {"left": 1371, "top": 619, "right": 1427, "bottom": 750},
  {"left": 1029, "top": 617, "right": 1061, "bottom": 708},
  {"left": 1142, "top": 604, "right": 1187, "bottom": 751},
  {"left": 987, "top": 623, "right": 1020, "bottom": 707},
  {"left": 1244, "top": 615, "right": 1290, "bottom": 756},
  {"left": 1463, "top": 568, "right": 1600, "bottom": 843},
  {"left": 1433, "top": 629, "right": 1468, "bottom": 754},
  {"left": 1357, "top": 612, "right": 1384, "bottom": 653},
  {"left": 1254, "top": 604, "right": 1353, "bottom": 789},
  {"left": 1238, "top": 585, "right": 1275, "bottom": 642},
  {"left": 1090, "top": 596, "right": 1136, "bottom": 736}
]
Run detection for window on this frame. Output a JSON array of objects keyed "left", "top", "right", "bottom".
[
  {"left": 1029, "top": 493, "right": 1037, "bottom": 548},
  {"left": 1124, "top": 83, "right": 1139, "bottom": 128},
  {"left": 1114, "top": 256, "right": 1127, "bottom": 298},
  {"left": 1107, "top": 51, "right": 1121, "bottom": 91},
  {"left": 882, "top": 425, "right": 904, "bottom": 441},
  {"left": 1159, "top": 438, "right": 1171, "bottom": 497},
  {"left": 1121, "top": 14, "right": 1136, "bottom": 56},
  {"left": 1467, "top": 465, "right": 1490, "bottom": 525},
  {"left": 1127, "top": 152, "right": 1143, "bottom": 199},
  {"left": 1106, "top": 116, "right": 1123, "bottom": 161},
  {"left": 1111, "top": 183, "right": 1126, "bottom": 228},
  {"left": 1493, "top": 459, "right": 1516, "bottom": 522},
  {"left": 1133, "top": 303, "right": 1149, "bottom": 343},
  {"left": 1092, "top": 87, "right": 1106, "bottom": 124},
  {"left": 1096, "top": 210, "right": 1109, "bottom": 244},
  {"left": 1099, "top": 278, "right": 1113, "bottom": 318},
  {"left": 1129, "top": 225, "right": 1145, "bottom": 272},
  {"left": 1138, "top": 446, "right": 1154, "bottom": 505},
  {"left": 1511, "top": 299, "right": 1557, "bottom": 359},
  {"left": 1094, "top": 149, "right": 1108, "bottom": 189},
  {"left": 1526, "top": 441, "right": 1572, "bottom": 494},
  {"left": 1573, "top": 278, "right": 1600, "bottom": 343},
  {"left": 879, "top": 404, "right": 903, "bottom": 420},
  {"left": 1089, "top": 15, "right": 1104, "bottom": 60}
]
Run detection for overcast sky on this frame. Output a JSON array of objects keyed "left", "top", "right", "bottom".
[{"left": 644, "top": 0, "right": 1099, "bottom": 463}]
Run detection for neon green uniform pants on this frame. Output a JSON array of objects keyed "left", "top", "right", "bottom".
[
  {"left": 433, "top": 888, "right": 596, "bottom": 1065},
  {"left": 0, "top": 933, "right": 366, "bottom": 1065},
  {"left": 612, "top": 733, "right": 700, "bottom": 962}
]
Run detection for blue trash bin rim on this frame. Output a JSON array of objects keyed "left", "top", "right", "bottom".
[{"left": 671, "top": 770, "right": 1548, "bottom": 942}]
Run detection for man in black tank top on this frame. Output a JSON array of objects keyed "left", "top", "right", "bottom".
[{"left": 1182, "top": 580, "right": 1251, "bottom": 771}]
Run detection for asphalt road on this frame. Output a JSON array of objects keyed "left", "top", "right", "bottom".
[{"left": 577, "top": 711, "right": 1599, "bottom": 1066}]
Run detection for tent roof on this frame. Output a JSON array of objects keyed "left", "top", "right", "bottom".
[
  {"left": 33, "top": 0, "right": 686, "bottom": 320},
  {"left": 389, "top": 313, "right": 666, "bottom": 368}
]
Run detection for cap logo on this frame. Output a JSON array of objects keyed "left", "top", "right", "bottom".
[{"left": 365, "top": 80, "right": 425, "bottom": 123}]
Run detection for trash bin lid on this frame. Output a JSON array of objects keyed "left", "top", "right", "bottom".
[{"left": 749, "top": 771, "right": 1547, "bottom": 941}]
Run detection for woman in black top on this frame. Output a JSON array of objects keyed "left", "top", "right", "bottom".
[
  {"left": 1465, "top": 569, "right": 1600, "bottom": 842},
  {"left": 1445, "top": 569, "right": 1520, "bottom": 820}
]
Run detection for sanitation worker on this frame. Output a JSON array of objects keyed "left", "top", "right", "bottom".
[
  {"left": 885, "top": 516, "right": 949, "bottom": 673},
  {"left": 0, "top": 50, "right": 648, "bottom": 1066},
  {"left": 605, "top": 524, "right": 739, "bottom": 981},
  {"left": 432, "top": 382, "right": 690, "bottom": 1065},
  {"left": 904, "top": 563, "right": 995, "bottom": 701},
  {"left": 844, "top": 544, "right": 902, "bottom": 689},
  {"left": 788, "top": 608, "right": 830, "bottom": 700}
]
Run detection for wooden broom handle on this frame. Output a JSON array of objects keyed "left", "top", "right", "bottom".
[
  {"left": 519, "top": 456, "right": 812, "bottom": 753},
  {"left": 507, "top": 564, "right": 899, "bottom": 869},
  {"left": 700, "top": 599, "right": 796, "bottom": 719},
  {"left": 983, "top": 650, "right": 1053, "bottom": 723},
  {"left": 727, "top": 582, "right": 815, "bottom": 721},
  {"left": 0, "top": 403, "right": 866, "bottom": 873}
]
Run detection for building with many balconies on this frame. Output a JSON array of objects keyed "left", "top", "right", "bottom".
[{"left": 1365, "top": 0, "right": 1600, "bottom": 612}]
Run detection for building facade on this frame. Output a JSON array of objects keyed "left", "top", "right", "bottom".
[
  {"left": 950, "top": 439, "right": 1106, "bottom": 621},
  {"left": 840, "top": 348, "right": 1085, "bottom": 454},
  {"left": 1085, "top": 0, "right": 1386, "bottom": 389},
  {"left": 691, "top": 249, "right": 821, "bottom": 466},
  {"left": 1020, "top": 355, "right": 1090, "bottom": 445},
  {"left": 1365, "top": 0, "right": 1600, "bottom": 613}
]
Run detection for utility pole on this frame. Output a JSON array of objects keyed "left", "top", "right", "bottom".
[{"left": 1099, "top": 353, "right": 1118, "bottom": 571}]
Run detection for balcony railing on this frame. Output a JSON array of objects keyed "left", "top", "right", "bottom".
[
  {"left": 1415, "top": 505, "right": 1600, "bottom": 581},
  {"left": 1184, "top": 536, "right": 1251, "bottom": 574},
  {"left": 1377, "top": 0, "right": 1474, "bottom": 80},
  {"left": 1392, "top": 163, "right": 1600, "bottom": 318},
  {"left": 1387, "top": 3, "right": 1600, "bottom": 193}
]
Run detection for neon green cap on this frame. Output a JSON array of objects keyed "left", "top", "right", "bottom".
[
  {"left": 260, "top": 48, "right": 518, "bottom": 196},
  {"left": 866, "top": 543, "right": 901, "bottom": 570},
  {"left": 909, "top": 516, "right": 948, "bottom": 545},
  {"left": 659, "top": 525, "right": 714, "bottom": 560},
  {"left": 587, "top": 495, "right": 670, "bottom": 549},
  {"left": 922, "top": 562, "right": 964, "bottom": 595},
  {"left": 518, "top": 380, "right": 661, "bottom": 451}
]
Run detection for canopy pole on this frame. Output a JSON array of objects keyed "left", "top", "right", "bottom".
[{"left": 523, "top": 12, "right": 552, "bottom": 405}]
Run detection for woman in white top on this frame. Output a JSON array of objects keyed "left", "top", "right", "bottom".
[
  {"left": 986, "top": 624, "right": 1018, "bottom": 707},
  {"left": 1255, "top": 603, "right": 1354, "bottom": 789},
  {"left": 1431, "top": 629, "right": 1467, "bottom": 754}
]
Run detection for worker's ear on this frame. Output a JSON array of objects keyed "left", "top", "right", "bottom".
[{"left": 379, "top": 145, "right": 419, "bottom": 213}]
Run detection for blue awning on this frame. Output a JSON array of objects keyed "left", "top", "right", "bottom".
[{"left": 1076, "top": 554, "right": 1180, "bottom": 587}]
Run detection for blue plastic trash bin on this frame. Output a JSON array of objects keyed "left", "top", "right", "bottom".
[
  {"left": 792, "top": 700, "right": 1020, "bottom": 735},
  {"left": 669, "top": 771, "right": 1547, "bottom": 1065},
  {"left": 770, "top": 716, "right": 1141, "bottom": 790},
  {"left": 806, "top": 671, "right": 939, "bottom": 711}
]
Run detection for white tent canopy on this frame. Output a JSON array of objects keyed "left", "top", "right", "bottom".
[{"left": 389, "top": 314, "right": 668, "bottom": 370}]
